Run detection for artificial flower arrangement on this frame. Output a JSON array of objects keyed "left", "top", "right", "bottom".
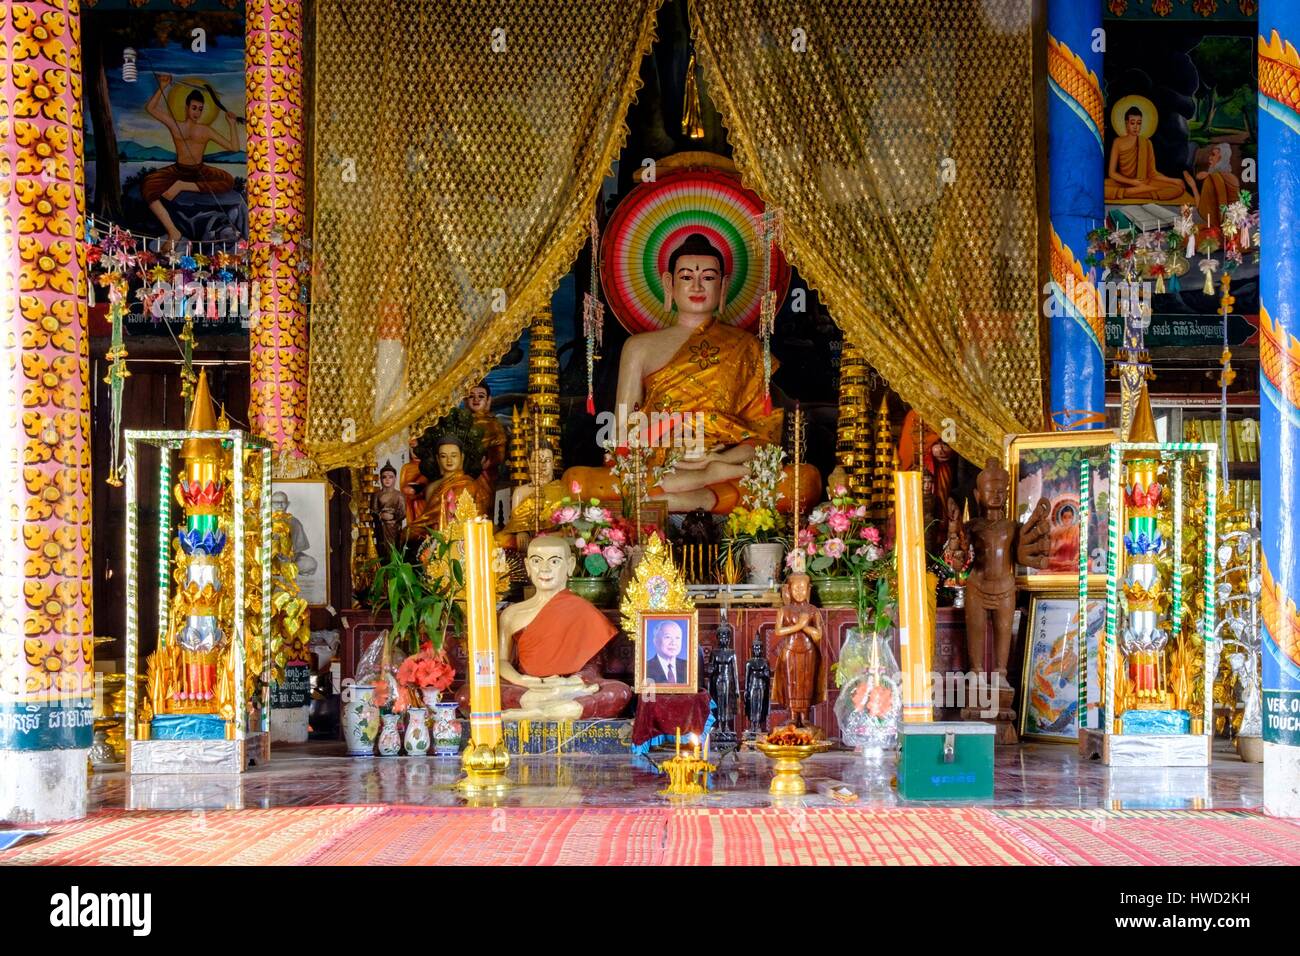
[
  {"left": 600, "top": 437, "right": 682, "bottom": 518},
  {"left": 723, "top": 444, "right": 788, "bottom": 547},
  {"left": 790, "top": 484, "right": 890, "bottom": 579},
  {"left": 374, "top": 639, "right": 457, "bottom": 714},
  {"left": 547, "top": 485, "right": 633, "bottom": 579}
]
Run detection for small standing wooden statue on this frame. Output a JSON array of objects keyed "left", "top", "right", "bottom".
[
  {"left": 955, "top": 458, "right": 1050, "bottom": 710},
  {"left": 771, "top": 572, "right": 828, "bottom": 728}
]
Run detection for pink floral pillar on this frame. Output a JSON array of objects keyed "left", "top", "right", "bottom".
[
  {"left": 246, "top": 0, "right": 307, "bottom": 468},
  {"left": 0, "top": 0, "right": 94, "bottom": 822}
]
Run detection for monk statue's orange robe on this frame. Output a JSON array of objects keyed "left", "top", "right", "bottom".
[
  {"left": 455, "top": 590, "right": 632, "bottom": 719},
  {"left": 568, "top": 318, "right": 821, "bottom": 514},
  {"left": 1195, "top": 170, "right": 1239, "bottom": 230}
]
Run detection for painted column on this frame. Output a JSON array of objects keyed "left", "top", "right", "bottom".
[
  {"left": 246, "top": 0, "right": 307, "bottom": 470},
  {"left": 1257, "top": 10, "right": 1300, "bottom": 818},
  {"left": 1046, "top": 0, "right": 1107, "bottom": 430},
  {"left": 0, "top": 0, "right": 94, "bottom": 822}
]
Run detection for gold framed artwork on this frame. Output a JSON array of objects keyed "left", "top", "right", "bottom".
[
  {"left": 636, "top": 611, "right": 699, "bottom": 695},
  {"left": 271, "top": 478, "right": 332, "bottom": 607},
  {"left": 1019, "top": 593, "right": 1104, "bottom": 743},
  {"left": 1005, "top": 430, "right": 1118, "bottom": 592}
]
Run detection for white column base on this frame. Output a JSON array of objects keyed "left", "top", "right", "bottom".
[
  {"left": 270, "top": 705, "right": 310, "bottom": 744},
  {"left": 0, "top": 749, "right": 88, "bottom": 824},
  {"left": 1263, "top": 741, "right": 1300, "bottom": 818}
]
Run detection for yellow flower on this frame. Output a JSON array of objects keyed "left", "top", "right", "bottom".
[
  {"left": 18, "top": 237, "right": 75, "bottom": 294},
  {"left": 20, "top": 296, "right": 79, "bottom": 351},
  {"left": 14, "top": 122, "right": 73, "bottom": 180},
  {"left": 15, "top": 178, "right": 73, "bottom": 235},
  {"left": 12, "top": 63, "right": 70, "bottom": 123}
]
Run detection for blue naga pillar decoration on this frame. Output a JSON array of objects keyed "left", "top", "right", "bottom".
[
  {"left": 1258, "top": 7, "right": 1300, "bottom": 818},
  {"left": 1046, "top": 0, "right": 1107, "bottom": 430}
]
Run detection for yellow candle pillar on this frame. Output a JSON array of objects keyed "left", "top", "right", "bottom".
[
  {"left": 459, "top": 517, "right": 510, "bottom": 792},
  {"left": 895, "top": 472, "right": 933, "bottom": 723}
]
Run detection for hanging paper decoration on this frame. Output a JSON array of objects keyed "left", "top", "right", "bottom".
[
  {"left": 583, "top": 210, "right": 604, "bottom": 415},
  {"left": 1199, "top": 257, "right": 1219, "bottom": 296},
  {"left": 599, "top": 166, "right": 790, "bottom": 335},
  {"left": 755, "top": 207, "right": 785, "bottom": 415}
]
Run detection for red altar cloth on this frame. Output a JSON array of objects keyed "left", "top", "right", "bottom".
[{"left": 631, "top": 691, "right": 712, "bottom": 748}]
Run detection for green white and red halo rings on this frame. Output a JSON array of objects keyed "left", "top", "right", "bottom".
[{"left": 600, "top": 168, "right": 790, "bottom": 334}]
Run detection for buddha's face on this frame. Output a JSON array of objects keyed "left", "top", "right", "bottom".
[
  {"left": 466, "top": 386, "right": 490, "bottom": 415},
  {"left": 788, "top": 573, "right": 811, "bottom": 604},
  {"left": 1125, "top": 112, "right": 1142, "bottom": 137},
  {"left": 380, "top": 469, "right": 396, "bottom": 489},
  {"left": 529, "top": 448, "right": 554, "bottom": 485},
  {"left": 187, "top": 97, "right": 204, "bottom": 122},
  {"left": 655, "top": 622, "right": 683, "bottom": 660},
  {"left": 664, "top": 255, "right": 725, "bottom": 318},
  {"left": 436, "top": 442, "right": 463, "bottom": 477},
  {"left": 525, "top": 539, "right": 574, "bottom": 591}
]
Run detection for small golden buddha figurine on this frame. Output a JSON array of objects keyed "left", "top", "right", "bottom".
[
  {"left": 413, "top": 434, "right": 491, "bottom": 534},
  {"left": 498, "top": 442, "right": 566, "bottom": 551}
]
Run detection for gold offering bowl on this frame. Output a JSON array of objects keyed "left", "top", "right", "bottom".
[{"left": 755, "top": 739, "right": 832, "bottom": 796}]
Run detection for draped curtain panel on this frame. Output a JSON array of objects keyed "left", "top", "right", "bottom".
[
  {"left": 308, "top": 0, "right": 661, "bottom": 469},
  {"left": 692, "top": 0, "right": 1043, "bottom": 463}
]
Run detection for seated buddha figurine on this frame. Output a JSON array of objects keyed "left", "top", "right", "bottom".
[
  {"left": 456, "top": 535, "right": 632, "bottom": 720},
  {"left": 412, "top": 435, "right": 492, "bottom": 535},
  {"left": 564, "top": 232, "right": 820, "bottom": 514},
  {"left": 497, "top": 441, "right": 565, "bottom": 551},
  {"left": 1104, "top": 106, "right": 1189, "bottom": 203}
]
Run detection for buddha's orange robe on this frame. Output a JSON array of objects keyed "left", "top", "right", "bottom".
[
  {"left": 568, "top": 318, "right": 821, "bottom": 514},
  {"left": 1105, "top": 136, "right": 1187, "bottom": 202}
]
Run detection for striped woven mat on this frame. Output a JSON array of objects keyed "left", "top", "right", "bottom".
[{"left": 3, "top": 806, "right": 1297, "bottom": 866}]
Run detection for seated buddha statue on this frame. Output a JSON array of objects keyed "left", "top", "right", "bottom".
[
  {"left": 1104, "top": 106, "right": 1189, "bottom": 203},
  {"left": 411, "top": 434, "right": 492, "bottom": 535},
  {"left": 497, "top": 441, "right": 565, "bottom": 551},
  {"left": 563, "top": 232, "right": 820, "bottom": 514},
  {"left": 455, "top": 535, "right": 632, "bottom": 720}
]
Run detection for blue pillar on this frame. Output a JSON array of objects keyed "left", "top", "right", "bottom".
[
  {"left": 1258, "top": 5, "right": 1300, "bottom": 817},
  {"left": 1046, "top": 0, "right": 1107, "bottom": 430}
]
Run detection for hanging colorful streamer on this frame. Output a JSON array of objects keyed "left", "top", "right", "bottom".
[{"left": 583, "top": 209, "right": 604, "bottom": 415}]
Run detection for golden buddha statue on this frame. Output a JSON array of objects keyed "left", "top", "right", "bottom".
[
  {"left": 465, "top": 381, "right": 507, "bottom": 488},
  {"left": 412, "top": 434, "right": 491, "bottom": 534},
  {"left": 497, "top": 441, "right": 565, "bottom": 551},
  {"left": 564, "top": 232, "right": 819, "bottom": 514},
  {"left": 1104, "top": 105, "right": 1190, "bottom": 203}
]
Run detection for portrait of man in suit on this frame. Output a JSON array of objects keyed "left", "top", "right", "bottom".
[{"left": 644, "top": 618, "right": 690, "bottom": 687}]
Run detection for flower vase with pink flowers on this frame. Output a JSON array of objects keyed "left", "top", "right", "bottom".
[
  {"left": 792, "top": 486, "right": 893, "bottom": 606},
  {"left": 546, "top": 487, "right": 631, "bottom": 606}
]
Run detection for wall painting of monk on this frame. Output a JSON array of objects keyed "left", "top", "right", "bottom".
[{"left": 1005, "top": 430, "right": 1118, "bottom": 593}]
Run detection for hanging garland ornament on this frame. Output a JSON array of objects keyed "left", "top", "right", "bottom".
[{"left": 599, "top": 166, "right": 789, "bottom": 335}]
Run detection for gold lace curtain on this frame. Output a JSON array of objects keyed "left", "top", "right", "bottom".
[
  {"left": 692, "top": 0, "right": 1043, "bottom": 463},
  {"left": 308, "top": 0, "right": 660, "bottom": 468}
]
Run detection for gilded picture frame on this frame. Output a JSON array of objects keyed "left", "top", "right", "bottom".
[
  {"left": 1005, "top": 430, "right": 1118, "bottom": 592},
  {"left": 271, "top": 478, "right": 332, "bottom": 607},
  {"left": 635, "top": 611, "right": 699, "bottom": 696}
]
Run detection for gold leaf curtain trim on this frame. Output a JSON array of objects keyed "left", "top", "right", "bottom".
[
  {"left": 689, "top": 0, "right": 1042, "bottom": 464},
  {"left": 307, "top": 2, "right": 662, "bottom": 471}
]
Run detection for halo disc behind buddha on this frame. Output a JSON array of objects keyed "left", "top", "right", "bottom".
[{"left": 600, "top": 167, "right": 790, "bottom": 334}]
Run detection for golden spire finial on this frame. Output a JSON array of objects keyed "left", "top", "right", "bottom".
[
  {"left": 1127, "top": 380, "right": 1158, "bottom": 443},
  {"left": 181, "top": 368, "right": 221, "bottom": 461}
]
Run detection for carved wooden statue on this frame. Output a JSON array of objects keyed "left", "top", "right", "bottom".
[
  {"left": 771, "top": 572, "right": 828, "bottom": 727},
  {"left": 956, "top": 458, "right": 1051, "bottom": 695}
]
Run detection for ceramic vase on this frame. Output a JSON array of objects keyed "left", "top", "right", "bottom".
[
  {"left": 377, "top": 713, "right": 402, "bottom": 757},
  {"left": 421, "top": 687, "right": 442, "bottom": 710},
  {"left": 403, "top": 707, "right": 431, "bottom": 756},
  {"left": 567, "top": 575, "right": 620, "bottom": 607},
  {"left": 810, "top": 575, "right": 857, "bottom": 607},
  {"left": 341, "top": 680, "right": 380, "bottom": 756},
  {"left": 432, "top": 701, "right": 462, "bottom": 756},
  {"left": 745, "top": 542, "right": 785, "bottom": 587}
]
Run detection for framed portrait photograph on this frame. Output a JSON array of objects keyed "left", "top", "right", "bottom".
[
  {"left": 1006, "top": 430, "right": 1118, "bottom": 591},
  {"left": 635, "top": 611, "right": 698, "bottom": 695},
  {"left": 270, "top": 479, "right": 331, "bottom": 607},
  {"left": 1019, "top": 594, "right": 1104, "bottom": 743}
]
